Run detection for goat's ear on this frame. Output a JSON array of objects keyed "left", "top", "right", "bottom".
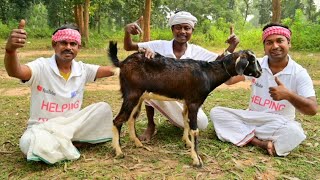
[{"left": 235, "top": 57, "right": 249, "bottom": 75}]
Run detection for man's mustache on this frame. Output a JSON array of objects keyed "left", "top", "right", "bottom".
[{"left": 62, "top": 50, "right": 73, "bottom": 54}]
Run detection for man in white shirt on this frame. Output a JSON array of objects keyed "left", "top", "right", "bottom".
[
  {"left": 210, "top": 23, "right": 318, "bottom": 156},
  {"left": 123, "top": 11, "right": 239, "bottom": 141},
  {"left": 4, "top": 20, "right": 115, "bottom": 164}
]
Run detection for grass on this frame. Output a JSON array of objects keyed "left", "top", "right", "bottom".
[{"left": 0, "top": 39, "right": 320, "bottom": 179}]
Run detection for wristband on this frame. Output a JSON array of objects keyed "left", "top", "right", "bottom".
[{"left": 5, "top": 49, "right": 16, "bottom": 55}]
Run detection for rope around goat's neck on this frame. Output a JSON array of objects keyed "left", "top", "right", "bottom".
[{"left": 222, "top": 61, "right": 232, "bottom": 77}]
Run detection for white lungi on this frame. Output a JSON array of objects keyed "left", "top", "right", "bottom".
[
  {"left": 146, "top": 100, "right": 208, "bottom": 129},
  {"left": 210, "top": 106, "right": 306, "bottom": 156},
  {"left": 20, "top": 102, "right": 113, "bottom": 164}
]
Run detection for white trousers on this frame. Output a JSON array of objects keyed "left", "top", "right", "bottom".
[
  {"left": 210, "top": 106, "right": 306, "bottom": 156},
  {"left": 19, "top": 102, "right": 113, "bottom": 163},
  {"left": 146, "top": 99, "right": 208, "bottom": 130}
]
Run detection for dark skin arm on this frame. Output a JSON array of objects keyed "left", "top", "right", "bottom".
[
  {"left": 4, "top": 19, "right": 31, "bottom": 81},
  {"left": 123, "top": 16, "right": 143, "bottom": 51},
  {"left": 269, "top": 77, "right": 318, "bottom": 115}
]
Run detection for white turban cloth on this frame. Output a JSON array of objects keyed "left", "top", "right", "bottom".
[{"left": 168, "top": 11, "right": 198, "bottom": 28}]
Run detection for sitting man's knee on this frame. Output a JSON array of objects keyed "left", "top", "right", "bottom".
[{"left": 19, "top": 131, "right": 32, "bottom": 155}]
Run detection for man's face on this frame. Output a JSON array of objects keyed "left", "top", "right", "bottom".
[
  {"left": 263, "top": 34, "right": 290, "bottom": 61},
  {"left": 172, "top": 23, "right": 193, "bottom": 43},
  {"left": 52, "top": 40, "right": 80, "bottom": 63}
]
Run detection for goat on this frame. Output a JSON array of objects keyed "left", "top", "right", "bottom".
[{"left": 108, "top": 41, "right": 262, "bottom": 167}]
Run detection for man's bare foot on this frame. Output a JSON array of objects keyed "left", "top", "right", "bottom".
[
  {"left": 267, "top": 141, "right": 276, "bottom": 156},
  {"left": 72, "top": 142, "right": 95, "bottom": 148},
  {"left": 141, "top": 104, "right": 156, "bottom": 142},
  {"left": 139, "top": 127, "right": 156, "bottom": 142},
  {"left": 250, "top": 137, "right": 276, "bottom": 156}
]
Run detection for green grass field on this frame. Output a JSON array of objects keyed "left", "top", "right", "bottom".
[{"left": 0, "top": 39, "right": 319, "bottom": 179}]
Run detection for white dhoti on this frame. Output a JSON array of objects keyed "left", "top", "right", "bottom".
[
  {"left": 210, "top": 106, "right": 306, "bottom": 156},
  {"left": 145, "top": 99, "right": 208, "bottom": 130},
  {"left": 19, "top": 102, "right": 113, "bottom": 164}
]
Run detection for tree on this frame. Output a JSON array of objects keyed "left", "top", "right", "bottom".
[
  {"left": 281, "top": 0, "right": 304, "bottom": 20},
  {"left": 143, "top": 0, "right": 151, "bottom": 41},
  {"left": 305, "top": 0, "right": 318, "bottom": 22},
  {"left": 0, "top": 0, "right": 10, "bottom": 24},
  {"left": 84, "top": 0, "right": 90, "bottom": 45},
  {"left": 73, "top": 0, "right": 90, "bottom": 46},
  {"left": 241, "top": 0, "right": 253, "bottom": 25},
  {"left": 255, "top": 0, "right": 272, "bottom": 25},
  {"left": 272, "top": 0, "right": 281, "bottom": 23}
]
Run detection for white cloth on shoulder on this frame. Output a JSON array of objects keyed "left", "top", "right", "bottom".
[{"left": 20, "top": 102, "right": 113, "bottom": 164}]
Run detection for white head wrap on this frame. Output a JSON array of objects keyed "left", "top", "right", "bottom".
[{"left": 168, "top": 11, "right": 198, "bottom": 28}]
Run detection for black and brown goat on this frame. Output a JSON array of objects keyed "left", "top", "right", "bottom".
[{"left": 108, "top": 41, "right": 262, "bottom": 167}]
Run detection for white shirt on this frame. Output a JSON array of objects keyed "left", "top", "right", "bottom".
[
  {"left": 138, "top": 40, "right": 218, "bottom": 61},
  {"left": 25, "top": 55, "right": 99, "bottom": 126},
  {"left": 246, "top": 55, "right": 315, "bottom": 120}
]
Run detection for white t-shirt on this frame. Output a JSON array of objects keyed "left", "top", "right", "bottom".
[
  {"left": 246, "top": 55, "right": 315, "bottom": 120},
  {"left": 24, "top": 55, "right": 99, "bottom": 126},
  {"left": 138, "top": 40, "right": 218, "bottom": 61}
]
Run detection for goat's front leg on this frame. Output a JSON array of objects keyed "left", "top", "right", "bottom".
[
  {"left": 188, "top": 105, "right": 203, "bottom": 167},
  {"left": 112, "top": 120, "right": 124, "bottom": 158},
  {"left": 182, "top": 104, "right": 192, "bottom": 148},
  {"left": 112, "top": 95, "right": 141, "bottom": 158}
]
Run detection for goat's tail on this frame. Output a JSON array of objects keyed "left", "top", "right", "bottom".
[{"left": 108, "top": 41, "right": 120, "bottom": 67}]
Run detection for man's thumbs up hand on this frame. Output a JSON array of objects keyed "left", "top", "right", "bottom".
[
  {"left": 269, "top": 76, "right": 289, "bottom": 101},
  {"left": 275, "top": 76, "right": 284, "bottom": 86},
  {"left": 18, "top": 19, "right": 26, "bottom": 29},
  {"left": 5, "top": 19, "right": 27, "bottom": 52}
]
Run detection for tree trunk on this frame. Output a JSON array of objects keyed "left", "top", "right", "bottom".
[
  {"left": 143, "top": 0, "right": 151, "bottom": 42},
  {"left": 75, "top": 4, "right": 84, "bottom": 36},
  {"left": 83, "top": 0, "right": 90, "bottom": 46},
  {"left": 272, "top": 0, "right": 281, "bottom": 23},
  {"left": 74, "top": 5, "right": 79, "bottom": 26}
]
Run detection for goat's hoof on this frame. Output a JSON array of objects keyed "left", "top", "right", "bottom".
[
  {"left": 115, "top": 153, "right": 125, "bottom": 159},
  {"left": 192, "top": 156, "right": 203, "bottom": 168},
  {"left": 192, "top": 161, "right": 203, "bottom": 168}
]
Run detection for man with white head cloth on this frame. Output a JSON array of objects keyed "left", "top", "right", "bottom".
[
  {"left": 123, "top": 11, "right": 240, "bottom": 142},
  {"left": 210, "top": 23, "right": 318, "bottom": 156}
]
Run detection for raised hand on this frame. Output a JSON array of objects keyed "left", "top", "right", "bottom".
[
  {"left": 269, "top": 76, "right": 289, "bottom": 101},
  {"left": 225, "top": 24, "right": 239, "bottom": 47},
  {"left": 5, "top": 19, "right": 27, "bottom": 52},
  {"left": 125, "top": 16, "right": 143, "bottom": 35}
]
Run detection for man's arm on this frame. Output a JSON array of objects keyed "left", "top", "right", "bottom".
[
  {"left": 225, "top": 25, "right": 239, "bottom": 53},
  {"left": 224, "top": 75, "right": 245, "bottom": 85},
  {"left": 123, "top": 16, "right": 143, "bottom": 51},
  {"left": 95, "top": 66, "right": 115, "bottom": 79},
  {"left": 4, "top": 19, "right": 31, "bottom": 81},
  {"left": 269, "top": 77, "right": 318, "bottom": 115}
]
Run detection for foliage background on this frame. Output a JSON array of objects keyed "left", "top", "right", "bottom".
[{"left": 1, "top": 0, "right": 320, "bottom": 51}]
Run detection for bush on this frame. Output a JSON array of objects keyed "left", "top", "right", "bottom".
[{"left": 0, "top": 22, "right": 10, "bottom": 39}]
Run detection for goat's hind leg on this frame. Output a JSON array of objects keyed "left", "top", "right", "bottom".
[{"left": 128, "top": 97, "right": 144, "bottom": 147}]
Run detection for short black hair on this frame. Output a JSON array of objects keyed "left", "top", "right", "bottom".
[
  {"left": 52, "top": 24, "right": 80, "bottom": 35},
  {"left": 262, "top": 23, "right": 291, "bottom": 33}
]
